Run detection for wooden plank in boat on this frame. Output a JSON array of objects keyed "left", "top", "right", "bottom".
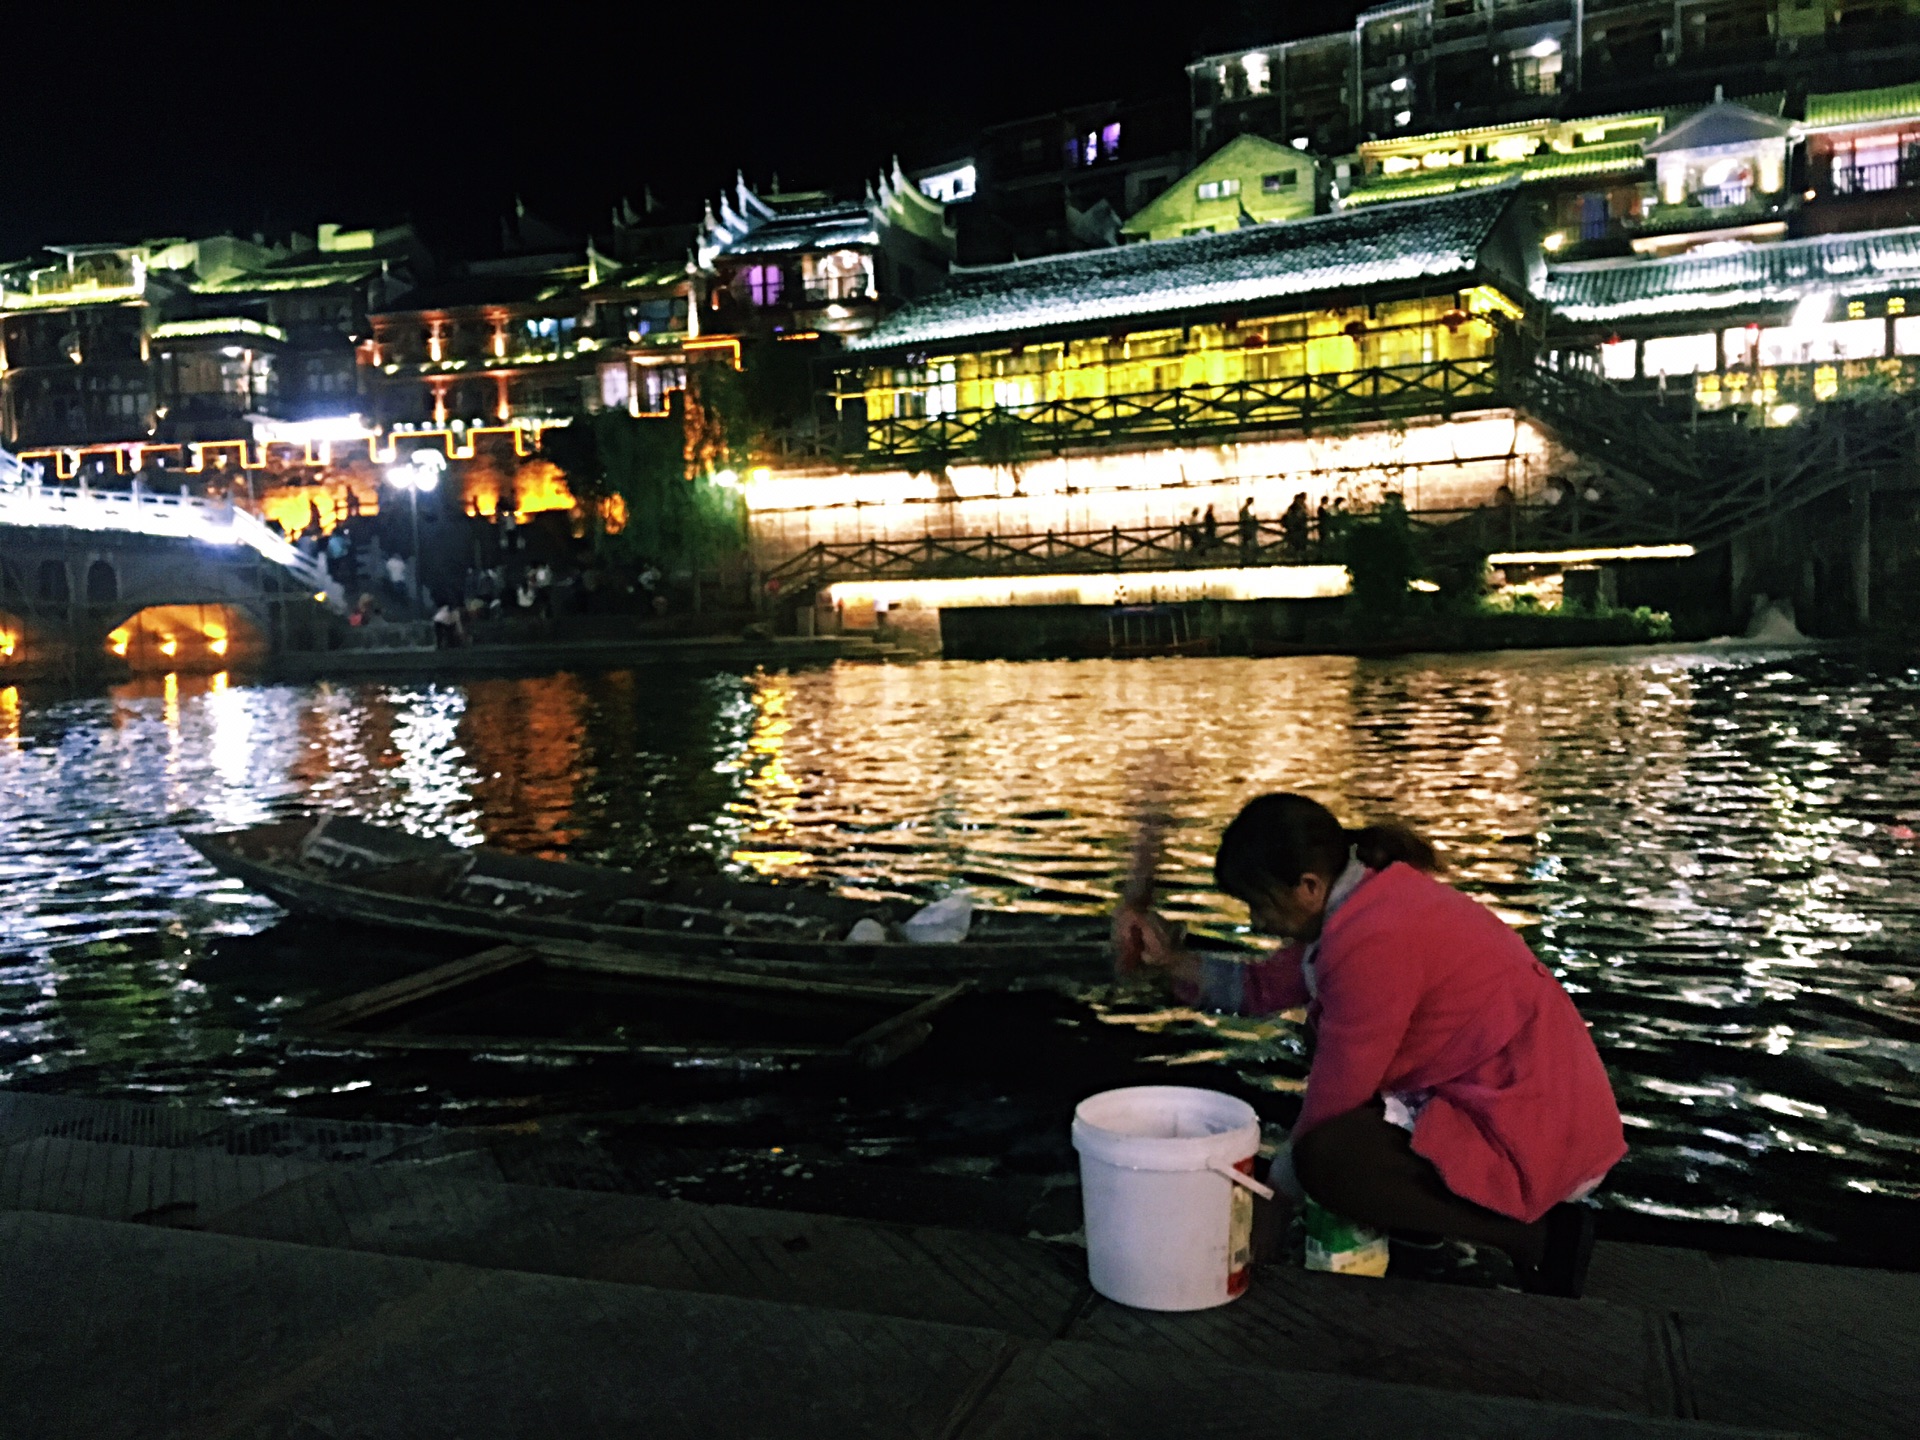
[{"left": 286, "top": 944, "right": 968, "bottom": 1070}]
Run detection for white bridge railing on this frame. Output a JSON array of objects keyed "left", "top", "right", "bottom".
[{"left": 0, "top": 468, "right": 340, "bottom": 607}]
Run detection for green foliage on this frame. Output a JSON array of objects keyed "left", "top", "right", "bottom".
[
  {"left": 1340, "top": 493, "right": 1423, "bottom": 616},
  {"left": 540, "top": 412, "right": 744, "bottom": 572},
  {"left": 1630, "top": 605, "right": 1674, "bottom": 640}
]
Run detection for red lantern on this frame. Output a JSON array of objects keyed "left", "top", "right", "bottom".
[{"left": 1441, "top": 309, "right": 1468, "bottom": 331}]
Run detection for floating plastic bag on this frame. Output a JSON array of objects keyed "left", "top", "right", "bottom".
[{"left": 901, "top": 893, "right": 973, "bottom": 945}]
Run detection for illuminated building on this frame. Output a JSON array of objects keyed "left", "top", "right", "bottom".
[
  {"left": 1546, "top": 224, "right": 1920, "bottom": 409},
  {"left": 365, "top": 254, "right": 695, "bottom": 429},
  {"left": 959, "top": 97, "right": 1192, "bottom": 261},
  {"left": 699, "top": 170, "right": 953, "bottom": 340},
  {"left": 1190, "top": 0, "right": 1920, "bottom": 161},
  {"left": 749, "top": 186, "right": 1546, "bottom": 585},
  {"left": 1120, "top": 135, "right": 1325, "bottom": 242},
  {"left": 1800, "top": 80, "right": 1920, "bottom": 234},
  {"left": 0, "top": 226, "right": 422, "bottom": 453}
]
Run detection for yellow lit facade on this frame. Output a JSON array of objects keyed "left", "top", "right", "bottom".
[{"left": 848, "top": 287, "right": 1521, "bottom": 431}]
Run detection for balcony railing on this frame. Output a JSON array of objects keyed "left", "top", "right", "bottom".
[
  {"left": 802, "top": 277, "right": 874, "bottom": 302},
  {"left": 1695, "top": 181, "right": 1752, "bottom": 210},
  {"left": 839, "top": 357, "right": 1505, "bottom": 463},
  {"left": 1829, "top": 157, "right": 1920, "bottom": 196}
]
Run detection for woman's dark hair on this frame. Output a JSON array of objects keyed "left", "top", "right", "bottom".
[{"left": 1213, "top": 793, "right": 1439, "bottom": 901}]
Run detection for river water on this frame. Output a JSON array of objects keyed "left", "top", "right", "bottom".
[{"left": 1, "top": 648, "right": 1916, "bottom": 1253}]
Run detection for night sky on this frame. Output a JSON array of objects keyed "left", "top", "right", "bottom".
[{"left": 4, "top": 4, "right": 1366, "bottom": 260}]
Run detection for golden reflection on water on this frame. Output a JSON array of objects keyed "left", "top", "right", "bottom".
[
  {"left": 2, "top": 649, "right": 1917, "bottom": 1238},
  {"left": 718, "top": 655, "right": 1608, "bottom": 928},
  {"left": 731, "top": 673, "right": 806, "bottom": 875},
  {"left": 461, "top": 674, "right": 592, "bottom": 857}
]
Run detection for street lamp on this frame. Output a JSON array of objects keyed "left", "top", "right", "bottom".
[{"left": 385, "top": 449, "right": 445, "bottom": 615}]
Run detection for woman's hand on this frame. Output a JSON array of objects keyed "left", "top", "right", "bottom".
[{"left": 1112, "top": 905, "right": 1200, "bottom": 989}]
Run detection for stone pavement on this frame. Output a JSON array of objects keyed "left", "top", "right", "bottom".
[{"left": 4, "top": 1090, "right": 1910, "bottom": 1439}]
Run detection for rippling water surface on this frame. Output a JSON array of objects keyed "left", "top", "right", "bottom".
[{"left": 1, "top": 650, "right": 1916, "bottom": 1249}]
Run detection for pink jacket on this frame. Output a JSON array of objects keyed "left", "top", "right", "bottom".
[{"left": 1189, "top": 862, "right": 1626, "bottom": 1223}]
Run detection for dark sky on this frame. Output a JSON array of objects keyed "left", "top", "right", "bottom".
[{"left": 3, "top": 3, "right": 1365, "bottom": 260}]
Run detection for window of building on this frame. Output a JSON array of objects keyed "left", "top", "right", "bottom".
[
  {"left": 803, "top": 250, "right": 874, "bottom": 302},
  {"left": 927, "top": 361, "right": 957, "bottom": 416},
  {"left": 992, "top": 378, "right": 1036, "bottom": 409},
  {"left": 1599, "top": 338, "right": 1637, "bottom": 380},
  {"left": 1508, "top": 38, "right": 1563, "bottom": 95},
  {"left": 1757, "top": 317, "right": 1886, "bottom": 365},
  {"left": 1641, "top": 333, "right": 1717, "bottom": 376},
  {"left": 1065, "top": 123, "right": 1122, "bottom": 168},
  {"left": 742, "top": 264, "right": 783, "bottom": 307},
  {"left": 916, "top": 163, "right": 976, "bottom": 204},
  {"left": 599, "top": 362, "right": 630, "bottom": 411},
  {"left": 1261, "top": 171, "right": 1298, "bottom": 193},
  {"left": 1830, "top": 133, "right": 1920, "bottom": 195},
  {"left": 1241, "top": 52, "right": 1271, "bottom": 95},
  {"left": 1197, "top": 178, "right": 1242, "bottom": 201}
]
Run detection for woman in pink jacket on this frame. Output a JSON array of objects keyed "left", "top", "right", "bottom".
[{"left": 1115, "top": 792, "right": 1626, "bottom": 1297}]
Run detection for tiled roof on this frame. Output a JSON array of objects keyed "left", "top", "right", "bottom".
[
  {"left": 1804, "top": 81, "right": 1920, "bottom": 129},
  {"left": 849, "top": 185, "right": 1519, "bottom": 353},
  {"left": 716, "top": 205, "right": 878, "bottom": 258},
  {"left": 1343, "top": 141, "right": 1645, "bottom": 208},
  {"left": 1545, "top": 226, "right": 1920, "bottom": 322},
  {"left": 193, "top": 260, "right": 384, "bottom": 295},
  {"left": 1643, "top": 102, "right": 1793, "bottom": 155}
]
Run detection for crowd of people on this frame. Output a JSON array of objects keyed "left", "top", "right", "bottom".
[
  {"left": 1177, "top": 492, "right": 1351, "bottom": 562},
  {"left": 277, "top": 496, "right": 677, "bottom": 649}
]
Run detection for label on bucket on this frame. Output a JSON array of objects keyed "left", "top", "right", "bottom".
[{"left": 1227, "top": 1156, "right": 1255, "bottom": 1296}]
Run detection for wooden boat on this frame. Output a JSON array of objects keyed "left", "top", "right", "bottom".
[
  {"left": 287, "top": 942, "right": 967, "bottom": 1071},
  {"left": 184, "top": 815, "right": 1119, "bottom": 987}
]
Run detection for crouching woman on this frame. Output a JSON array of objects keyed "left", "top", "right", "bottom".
[{"left": 1115, "top": 793, "right": 1626, "bottom": 1296}]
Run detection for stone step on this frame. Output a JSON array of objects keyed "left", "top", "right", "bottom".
[
  {"left": 0, "top": 1131, "right": 1682, "bottom": 1419},
  {"left": 0, "top": 1209, "right": 1794, "bottom": 1440},
  {"left": 4, "top": 1096, "right": 1911, "bottom": 1438}
]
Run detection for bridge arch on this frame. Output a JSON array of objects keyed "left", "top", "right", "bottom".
[
  {"left": 85, "top": 559, "right": 118, "bottom": 605},
  {"left": 106, "top": 603, "right": 266, "bottom": 673}
]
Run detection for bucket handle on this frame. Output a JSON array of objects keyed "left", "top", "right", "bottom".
[{"left": 1210, "top": 1162, "right": 1276, "bottom": 1201}]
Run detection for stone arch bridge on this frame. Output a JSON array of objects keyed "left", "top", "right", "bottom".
[{"left": 0, "top": 476, "right": 337, "bottom": 678}]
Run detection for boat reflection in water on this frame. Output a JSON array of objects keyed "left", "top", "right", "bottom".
[{"left": 0, "top": 649, "right": 1915, "bottom": 1252}]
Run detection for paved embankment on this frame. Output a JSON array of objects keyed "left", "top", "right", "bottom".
[{"left": 2, "top": 1091, "right": 1909, "bottom": 1439}]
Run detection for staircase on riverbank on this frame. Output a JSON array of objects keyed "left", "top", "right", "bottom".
[{"left": 3, "top": 1089, "right": 1911, "bottom": 1439}]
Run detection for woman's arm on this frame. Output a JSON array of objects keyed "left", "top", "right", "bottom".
[{"left": 1114, "top": 906, "right": 1308, "bottom": 1015}]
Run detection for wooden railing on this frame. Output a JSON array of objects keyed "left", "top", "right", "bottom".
[
  {"left": 1514, "top": 362, "right": 1920, "bottom": 549},
  {"left": 815, "top": 357, "right": 1505, "bottom": 464}
]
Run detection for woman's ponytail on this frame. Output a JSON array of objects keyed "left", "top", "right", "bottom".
[
  {"left": 1347, "top": 823, "right": 1441, "bottom": 875},
  {"left": 1215, "top": 794, "right": 1441, "bottom": 901}
]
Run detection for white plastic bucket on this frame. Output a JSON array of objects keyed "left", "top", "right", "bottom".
[{"left": 1071, "top": 1085, "right": 1264, "bottom": 1311}]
